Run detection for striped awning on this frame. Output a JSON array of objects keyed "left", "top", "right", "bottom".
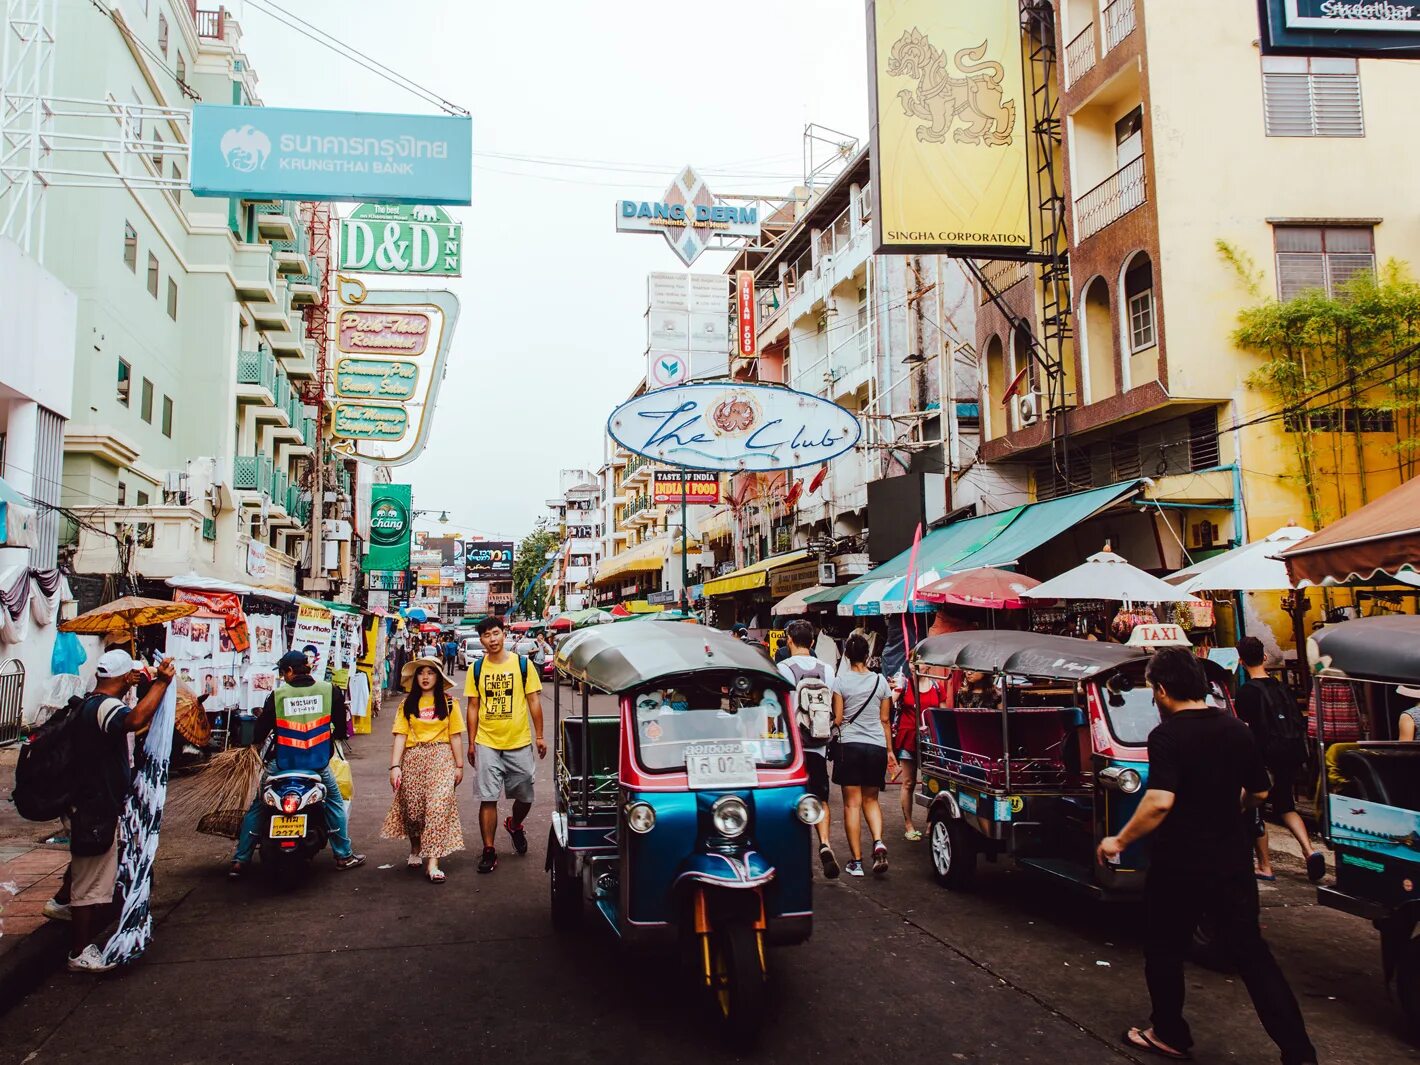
[{"left": 703, "top": 550, "right": 811, "bottom": 597}]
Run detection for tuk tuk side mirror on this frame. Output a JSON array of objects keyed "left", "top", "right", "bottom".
[{"left": 1105, "top": 674, "right": 1133, "bottom": 708}]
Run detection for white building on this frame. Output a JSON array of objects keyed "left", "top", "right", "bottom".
[{"left": 545, "top": 468, "right": 601, "bottom": 612}]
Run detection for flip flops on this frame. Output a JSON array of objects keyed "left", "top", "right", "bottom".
[{"left": 1121, "top": 1027, "right": 1191, "bottom": 1060}]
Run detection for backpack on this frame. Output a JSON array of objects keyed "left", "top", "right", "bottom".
[
  {"left": 11, "top": 694, "right": 96, "bottom": 821},
  {"left": 1252, "top": 678, "right": 1307, "bottom": 766},
  {"left": 786, "top": 661, "right": 834, "bottom": 742}
]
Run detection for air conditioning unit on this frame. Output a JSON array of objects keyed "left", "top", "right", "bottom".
[
  {"left": 818, "top": 562, "right": 837, "bottom": 584},
  {"left": 1017, "top": 391, "right": 1042, "bottom": 427},
  {"left": 164, "top": 471, "right": 185, "bottom": 493}
]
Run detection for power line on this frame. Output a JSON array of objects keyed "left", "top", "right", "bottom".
[{"left": 90, "top": 0, "right": 199, "bottom": 100}]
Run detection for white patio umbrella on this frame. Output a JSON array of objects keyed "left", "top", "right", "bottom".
[
  {"left": 1021, "top": 545, "right": 1202, "bottom": 604},
  {"left": 1164, "top": 523, "right": 1313, "bottom": 594}
]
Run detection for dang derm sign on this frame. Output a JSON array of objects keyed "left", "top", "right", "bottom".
[
  {"left": 608, "top": 383, "right": 861, "bottom": 472},
  {"left": 189, "top": 105, "right": 472, "bottom": 205}
]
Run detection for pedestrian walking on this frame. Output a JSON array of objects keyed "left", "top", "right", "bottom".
[
  {"left": 465, "top": 616, "right": 546, "bottom": 874},
  {"left": 381, "top": 657, "right": 466, "bottom": 883},
  {"left": 1394, "top": 683, "right": 1420, "bottom": 740},
  {"left": 1234, "top": 637, "right": 1325, "bottom": 883},
  {"left": 1097, "top": 648, "right": 1317, "bottom": 1064},
  {"left": 777, "top": 619, "right": 839, "bottom": 878},
  {"left": 895, "top": 674, "right": 947, "bottom": 841},
  {"left": 832, "top": 634, "right": 897, "bottom": 877},
  {"left": 442, "top": 634, "right": 459, "bottom": 674}
]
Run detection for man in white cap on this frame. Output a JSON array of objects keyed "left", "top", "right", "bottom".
[{"left": 66, "top": 649, "right": 175, "bottom": 973}]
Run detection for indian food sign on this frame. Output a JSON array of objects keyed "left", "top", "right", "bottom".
[{"left": 652, "top": 470, "right": 722, "bottom": 505}]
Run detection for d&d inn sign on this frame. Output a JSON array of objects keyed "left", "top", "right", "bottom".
[
  {"left": 340, "top": 203, "right": 463, "bottom": 277},
  {"left": 608, "top": 382, "right": 861, "bottom": 473}
]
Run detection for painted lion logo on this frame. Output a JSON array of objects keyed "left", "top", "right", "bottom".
[
  {"left": 219, "top": 125, "right": 271, "bottom": 172},
  {"left": 887, "top": 29, "right": 1016, "bottom": 147},
  {"left": 709, "top": 393, "right": 759, "bottom": 436}
]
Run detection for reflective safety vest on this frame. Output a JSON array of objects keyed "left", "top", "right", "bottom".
[{"left": 272, "top": 681, "right": 334, "bottom": 772}]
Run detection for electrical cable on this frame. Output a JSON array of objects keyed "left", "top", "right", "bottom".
[{"left": 90, "top": 0, "right": 199, "bottom": 100}]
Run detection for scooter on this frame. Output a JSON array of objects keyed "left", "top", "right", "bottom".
[{"left": 257, "top": 769, "right": 329, "bottom": 877}]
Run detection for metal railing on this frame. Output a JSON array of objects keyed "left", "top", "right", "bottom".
[
  {"left": 237, "top": 349, "right": 277, "bottom": 394},
  {"left": 624, "top": 453, "right": 652, "bottom": 480},
  {"left": 0, "top": 659, "right": 23, "bottom": 745},
  {"left": 233, "top": 454, "right": 273, "bottom": 494},
  {"left": 287, "top": 484, "right": 302, "bottom": 515},
  {"left": 1065, "top": 24, "right": 1096, "bottom": 86},
  {"left": 272, "top": 468, "right": 288, "bottom": 507},
  {"left": 302, "top": 417, "right": 317, "bottom": 447},
  {"left": 189, "top": 4, "right": 225, "bottom": 40},
  {"left": 1103, "top": 0, "right": 1137, "bottom": 53},
  {"left": 623, "top": 494, "right": 652, "bottom": 520},
  {"left": 1075, "top": 156, "right": 1146, "bottom": 240},
  {"left": 978, "top": 259, "right": 1030, "bottom": 303},
  {"left": 254, "top": 200, "right": 300, "bottom": 229}
]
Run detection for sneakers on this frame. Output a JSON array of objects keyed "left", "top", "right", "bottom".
[
  {"left": 477, "top": 847, "right": 499, "bottom": 874},
  {"left": 335, "top": 853, "right": 367, "bottom": 870},
  {"left": 872, "top": 841, "right": 889, "bottom": 876},
  {"left": 819, "top": 845, "right": 840, "bottom": 880},
  {"left": 43, "top": 898, "right": 72, "bottom": 922},
  {"left": 1306, "top": 851, "right": 1326, "bottom": 882},
  {"left": 504, "top": 817, "right": 528, "bottom": 856},
  {"left": 844, "top": 859, "right": 865, "bottom": 877},
  {"left": 67, "top": 944, "right": 116, "bottom": 974}
]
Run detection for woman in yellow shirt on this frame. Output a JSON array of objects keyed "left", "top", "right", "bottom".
[{"left": 380, "top": 657, "right": 466, "bottom": 883}]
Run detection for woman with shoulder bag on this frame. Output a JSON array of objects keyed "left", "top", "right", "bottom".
[
  {"left": 381, "top": 657, "right": 466, "bottom": 883},
  {"left": 831, "top": 634, "right": 897, "bottom": 877}
]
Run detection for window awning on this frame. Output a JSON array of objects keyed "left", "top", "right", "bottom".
[
  {"left": 593, "top": 535, "right": 700, "bottom": 585},
  {"left": 704, "top": 549, "right": 811, "bottom": 597},
  {"left": 832, "top": 481, "right": 1143, "bottom": 616}
]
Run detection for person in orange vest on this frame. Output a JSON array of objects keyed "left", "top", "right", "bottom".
[{"left": 229, "top": 651, "right": 367, "bottom": 877}]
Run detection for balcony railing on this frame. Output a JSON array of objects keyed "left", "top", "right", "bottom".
[
  {"left": 272, "top": 468, "right": 288, "bottom": 507},
  {"left": 624, "top": 453, "right": 652, "bottom": 480},
  {"left": 233, "top": 454, "right": 273, "bottom": 495},
  {"left": 188, "top": 3, "right": 225, "bottom": 40},
  {"left": 1075, "top": 156, "right": 1146, "bottom": 241},
  {"left": 1065, "top": 25, "right": 1096, "bottom": 86},
  {"left": 237, "top": 348, "right": 277, "bottom": 394},
  {"left": 1103, "top": 0, "right": 1137, "bottom": 54},
  {"left": 302, "top": 417, "right": 317, "bottom": 447},
  {"left": 829, "top": 322, "right": 872, "bottom": 384},
  {"left": 978, "top": 259, "right": 1030, "bottom": 303},
  {"left": 623, "top": 494, "right": 652, "bottom": 521}
]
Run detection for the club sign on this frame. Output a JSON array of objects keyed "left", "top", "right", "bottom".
[{"left": 608, "top": 383, "right": 860, "bottom": 472}]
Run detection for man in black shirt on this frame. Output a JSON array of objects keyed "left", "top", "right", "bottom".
[{"left": 1097, "top": 648, "right": 1316, "bottom": 1064}]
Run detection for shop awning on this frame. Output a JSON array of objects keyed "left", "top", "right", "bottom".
[
  {"left": 594, "top": 535, "right": 700, "bottom": 585},
  {"left": 773, "top": 584, "right": 832, "bottom": 616},
  {"left": 704, "top": 550, "right": 811, "bottom": 597},
  {"left": 832, "top": 481, "right": 1143, "bottom": 616},
  {"left": 1277, "top": 476, "right": 1420, "bottom": 585}
]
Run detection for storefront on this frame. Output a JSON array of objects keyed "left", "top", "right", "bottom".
[{"left": 703, "top": 549, "right": 813, "bottom": 633}]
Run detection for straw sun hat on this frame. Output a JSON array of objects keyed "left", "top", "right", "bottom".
[{"left": 400, "top": 656, "right": 455, "bottom": 691}]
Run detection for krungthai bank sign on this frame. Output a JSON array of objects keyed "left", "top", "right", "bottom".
[{"left": 615, "top": 165, "right": 759, "bottom": 265}]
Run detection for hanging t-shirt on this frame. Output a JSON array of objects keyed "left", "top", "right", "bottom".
[
  {"left": 393, "top": 693, "right": 466, "bottom": 746},
  {"left": 247, "top": 614, "right": 285, "bottom": 667}
]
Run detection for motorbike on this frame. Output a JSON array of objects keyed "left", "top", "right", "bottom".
[{"left": 257, "top": 767, "right": 330, "bottom": 875}]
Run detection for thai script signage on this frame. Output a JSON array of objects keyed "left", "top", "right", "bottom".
[
  {"left": 608, "top": 382, "right": 861, "bottom": 473},
  {"left": 465, "top": 541, "right": 515, "bottom": 581},
  {"left": 333, "top": 402, "right": 408, "bottom": 440},
  {"left": 362, "top": 484, "right": 412, "bottom": 572},
  {"left": 735, "top": 271, "right": 756, "bottom": 358},
  {"left": 334, "top": 358, "right": 419, "bottom": 401},
  {"left": 340, "top": 203, "right": 463, "bottom": 276},
  {"left": 616, "top": 166, "right": 758, "bottom": 265},
  {"left": 189, "top": 104, "right": 471, "bottom": 205},
  {"left": 1262, "top": 0, "right": 1420, "bottom": 54},
  {"left": 652, "top": 470, "right": 723, "bottom": 505},
  {"left": 866, "top": 0, "right": 1033, "bottom": 257},
  {"left": 337, "top": 310, "right": 431, "bottom": 355}
]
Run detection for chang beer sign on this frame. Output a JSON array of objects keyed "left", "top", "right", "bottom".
[
  {"left": 340, "top": 203, "right": 463, "bottom": 276},
  {"left": 364, "top": 484, "right": 412, "bottom": 572}
]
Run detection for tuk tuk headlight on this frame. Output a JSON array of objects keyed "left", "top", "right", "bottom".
[
  {"left": 1099, "top": 766, "right": 1143, "bottom": 795},
  {"left": 796, "top": 794, "right": 825, "bottom": 826},
  {"left": 711, "top": 796, "right": 749, "bottom": 838},
  {"left": 625, "top": 801, "right": 656, "bottom": 834}
]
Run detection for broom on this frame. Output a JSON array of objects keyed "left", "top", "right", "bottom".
[{"left": 166, "top": 746, "right": 265, "bottom": 839}]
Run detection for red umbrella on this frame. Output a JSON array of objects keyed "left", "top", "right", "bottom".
[
  {"left": 609, "top": 603, "right": 632, "bottom": 617},
  {"left": 509, "top": 620, "right": 534, "bottom": 632},
  {"left": 916, "top": 567, "right": 1046, "bottom": 610},
  {"left": 548, "top": 617, "right": 573, "bottom": 632}
]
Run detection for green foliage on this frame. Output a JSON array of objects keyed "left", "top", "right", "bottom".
[{"left": 512, "top": 523, "right": 560, "bottom": 620}]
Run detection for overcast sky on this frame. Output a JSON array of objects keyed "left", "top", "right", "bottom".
[{"left": 232, "top": 0, "right": 870, "bottom": 542}]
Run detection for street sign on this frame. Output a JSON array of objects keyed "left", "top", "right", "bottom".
[
  {"left": 340, "top": 203, "right": 463, "bottom": 276},
  {"left": 615, "top": 166, "right": 759, "bottom": 265}
]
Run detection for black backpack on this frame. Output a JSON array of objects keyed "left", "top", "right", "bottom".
[
  {"left": 10, "top": 694, "right": 97, "bottom": 821},
  {"left": 1253, "top": 679, "right": 1307, "bottom": 766}
]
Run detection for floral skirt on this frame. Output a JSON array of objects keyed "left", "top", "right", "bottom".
[{"left": 380, "top": 741, "right": 465, "bottom": 859}]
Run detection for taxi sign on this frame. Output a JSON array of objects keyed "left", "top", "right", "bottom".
[{"left": 1126, "top": 623, "right": 1191, "bottom": 648}]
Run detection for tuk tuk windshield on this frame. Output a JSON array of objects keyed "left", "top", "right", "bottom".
[
  {"left": 1100, "top": 668, "right": 1231, "bottom": 747},
  {"left": 631, "top": 680, "right": 794, "bottom": 772}
]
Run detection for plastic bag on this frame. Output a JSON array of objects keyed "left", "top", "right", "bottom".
[
  {"left": 330, "top": 753, "right": 354, "bottom": 801},
  {"left": 51, "top": 630, "right": 87, "bottom": 675}
]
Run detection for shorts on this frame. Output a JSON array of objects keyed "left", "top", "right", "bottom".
[
  {"left": 69, "top": 842, "right": 119, "bottom": 908},
  {"left": 804, "top": 751, "right": 830, "bottom": 800},
  {"left": 833, "top": 742, "right": 888, "bottom": 789},
  {"left": 1265, "top": 761, "right": 1299, "bottom": 818},
  {"left": 474, "top": 742, "right": 535, "bottom": 803}
]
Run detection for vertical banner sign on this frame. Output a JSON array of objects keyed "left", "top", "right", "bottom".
[
  {"left": 293, "top": 603, "right": 335, "bottom": 679},
  {"left": 866, "top": 0, "right": 1033, "bottom": 258},
  {"left": 363, "top": 484, "right": 412, "bottom": 571},
  {"left": 736, "top": 270, "right": 757, "bottom": 358}
]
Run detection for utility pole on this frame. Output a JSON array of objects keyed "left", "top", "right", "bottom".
[{"left": 679, "top": 465, "right": 690, "bottom": 611}]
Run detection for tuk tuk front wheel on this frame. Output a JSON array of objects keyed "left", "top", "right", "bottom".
[
  {"left": 1396, "top": 936, "right": 1420, "bottom": 1041},
  {"left": 704, "top": 922, "right": 766, "bottom": 1040},
  {"left": 929, "top": 808, "right": 976, "bottom": 889},
  {"left": 546, "top": 829, "right": 582, "bottom": 932}
]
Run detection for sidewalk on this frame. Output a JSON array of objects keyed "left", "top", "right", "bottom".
[{"left": 0, "top": 747, "right": 70, "bottom": 1012}]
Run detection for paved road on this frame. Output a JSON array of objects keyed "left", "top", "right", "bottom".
[{"left": 2, "top": 675, "right": 1415, "bottom": 1064}]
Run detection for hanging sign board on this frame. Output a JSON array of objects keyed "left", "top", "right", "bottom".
[
  {"left": 340, "top": 203, "right": 463, "bottom": 276},
  {"left": 608, "top": 382, "right": 861, "bottom": 473},
  {"left": 736, "top": 271, "right": 756, "bottom": 357},
  {"left": 1260, "top": 0, "right": 1420, "bottom": 56},
  {"left": 363, "top": 484, "right": 412, "bottom": 572},
  {"left": 616, "top": 166, "right": 759, "bottom": 265},
  {"left": 334, "top": 358, "right": 419, "bottom": 401},
  {"left": 646, "top": 351, "right": 691, "bottom": 390},
  {"left": 332, "top": 402, "right": 408, "bottom": 440},
  {"left": 652, "top": 470, "right": 722, "bottom": 505}
]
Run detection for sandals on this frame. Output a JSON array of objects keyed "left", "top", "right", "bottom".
[
  {"left": 1121, "top": 1027, "right": 1191, "bottom": 1060},
  {"left": 427, "top": 868, "right": 446, "bottom": 884},
  {"left": 406, "top": 856, "right": 422, "bottom": 872},
  {"left": 904, "top": 828, "right": 923, "bottom": 842}
]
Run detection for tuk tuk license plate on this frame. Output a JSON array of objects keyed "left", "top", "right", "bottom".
[
  {"left": 684, "top": 741, "right": 758, "bottom": 789},
  {"left": 269, "top": 815, "right": 308, "bottom": 839}
]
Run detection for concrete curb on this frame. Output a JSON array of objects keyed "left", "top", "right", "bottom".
[{"left": 0, "top": 915, "right": 68, "bottom": 1016}]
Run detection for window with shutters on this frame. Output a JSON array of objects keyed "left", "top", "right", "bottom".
[
  {"left": 1261, "top": 56, "right": 1363, "bottom": 137},
  {"left": 1273, "top": 225, "right": 1375, "bottom": 300},
  {"left": 147, "top": 253, "right": 159, "bottom": 297},
  {"left": 140, "top": 378, "right": 153, "bottom": 423}
]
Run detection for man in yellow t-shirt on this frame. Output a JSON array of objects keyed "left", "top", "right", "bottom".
[{"left": 466, "top": 616, "right": 545, "bottom": 874}]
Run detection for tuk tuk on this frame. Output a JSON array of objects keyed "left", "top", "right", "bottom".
[
  {"left": 912, "top": 631, "right": 1234, "bottom": 897},
  {"left": 1309, "top": 615, "right": 1420, "bottom": 1034},
  {"left": 547, "top": 623, "right": 820, "bottom": 1037}
]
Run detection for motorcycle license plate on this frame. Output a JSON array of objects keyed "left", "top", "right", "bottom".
[
  {"left": 269, "top": 815, "right": 308, "bottom": 839},
  {"left": 684, "top": 741, "right": 758, "bottom": 790}
]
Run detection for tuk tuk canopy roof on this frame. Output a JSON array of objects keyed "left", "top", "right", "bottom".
[
  {"left": 912, "top": 631, "right": 1147, "bottom": 680},
  {"left": 555, "top": 621, "right": 785, "bottom": 691},
  {"left": 1308, "top": 615, "right": 1420, "bottom": 684}
]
